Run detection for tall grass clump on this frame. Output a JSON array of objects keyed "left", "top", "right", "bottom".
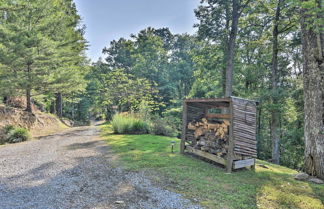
[
  {"left": 111, "top": 113, "right": 149, "bottom": 134},
  {"left": 3, "top": 125, "right": 31, "bottom": 143}
]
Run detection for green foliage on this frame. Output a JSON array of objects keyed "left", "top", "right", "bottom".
[
  {"left": 111, "top": 113, "right": 149, "bottom": 134},
  {"left": 192, "top": 0, "right": 304, "bottom": 170},
  {"left": 149, "top": 115, "right": 178, "bottom": 137},
  {"left": 3, "top": 125, "right": 15, "bottom": 134},
  {"left": 101, "top": 126, "right": 324, "bottom": 209},
  {"left": 100, "top": 27, "right": 196, "bottom": 112},
  {"left": 0, "top": 0, "right": 88, "bottom": 114},
  {"left": 6, "top": 126, "right": 30, "bottom": 143}
]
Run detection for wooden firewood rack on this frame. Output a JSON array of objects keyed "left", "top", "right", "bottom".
[{"left": 180, "top": 96, "right": 258, "bottom": 172}]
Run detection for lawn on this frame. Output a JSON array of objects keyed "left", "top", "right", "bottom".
[{"left": 101, "top": 125, "right": 324, "bottom": 209}]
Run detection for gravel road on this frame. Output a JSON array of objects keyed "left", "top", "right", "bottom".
[{"left": 0, "top": 126, "right": 202, "bottom": 209}]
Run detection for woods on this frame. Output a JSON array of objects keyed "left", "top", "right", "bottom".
[
  {"left": 0, "top": 0, "right": 323, "bottom": 180},
  {"left": 0, "top": 0, "right": 88, "bottom": 114}
]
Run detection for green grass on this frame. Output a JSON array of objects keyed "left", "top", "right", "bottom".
[
  {"left": 101, "top": 125, "right": 324, "bottom": 209},
  {"left": 111, "top": 113, "right": 149, "bottom": 134}
]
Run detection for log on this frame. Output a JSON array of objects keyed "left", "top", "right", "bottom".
[{"left": 188, "top": 122, "right": 196, "bottom": 130}]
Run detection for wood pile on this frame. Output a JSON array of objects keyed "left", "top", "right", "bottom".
[{"left": 187, "top": 118, "right": 230, "bottom": 157}]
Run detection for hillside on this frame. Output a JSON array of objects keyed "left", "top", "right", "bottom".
[{"left": 0, "top": 105, "right": 68, "bottom": 138}]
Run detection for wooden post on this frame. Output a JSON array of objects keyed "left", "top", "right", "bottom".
[
  {"left": 226, "top": 99, "right": 234, "bottom": 173},
  {"left": 251, "top": 159, "right": 256, "bottom": 170},
  {"left": 180, "top": 101, "right": 188, "bottom": 154}
]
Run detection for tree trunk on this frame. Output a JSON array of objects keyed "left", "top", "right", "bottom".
[
  {"left": 270, "top": 0, "right": 282, "bottom": 165},
  {"left": 225, "top": 0, "right": 239, "bottom": 97},
  {"left": 56, "top": 92, "right": 63, "bottom": 117},
  {"left": 3, "top": 96, "right": 8, "bottom": 104},
  {"left": 222, "top": 1, "right": 230, "bottom": 96},
  {"left": 25, "top": 63, "right": 32, "bottom": 113},
  {"left": 26, "top": 88, "right": 32, "bottom": 113},
  {"left": 301, "top": 0, "right": 324, "bottom": 179},
  {"left": 50, "top": 100, "right": 56, "bottom": 114}
]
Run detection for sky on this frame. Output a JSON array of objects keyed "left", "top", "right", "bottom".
[{"left": 74, "top": 0, "right": 199, "bottom": 61}]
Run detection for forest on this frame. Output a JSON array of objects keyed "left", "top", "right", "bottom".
[{"left": 0, "top": 0, "right": 323, "bottom": 181}]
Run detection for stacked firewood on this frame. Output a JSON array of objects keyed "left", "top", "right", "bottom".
[{"left": 187, "top": 118, "right": 230, "bottom": 156}]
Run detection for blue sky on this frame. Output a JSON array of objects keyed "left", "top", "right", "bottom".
[{"left": 74, "top": 0, "right": 199, "bottom": 61}]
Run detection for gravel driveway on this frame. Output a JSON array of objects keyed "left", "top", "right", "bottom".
[{"left": 0, "top": 126, "right": 202, "bottom": 209}]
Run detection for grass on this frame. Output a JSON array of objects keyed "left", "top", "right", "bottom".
[
  {"left": 101, "top": 125, "right": 324, "bottom": 209},
  {"left": 111, "top": 113, "right": 149, "bottom": 134}
]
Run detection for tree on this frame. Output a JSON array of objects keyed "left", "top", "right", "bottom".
[
  {"left": 270, "top": 0, "right": 297, "bottom": 164},
  {"left": 170, "top": 34, "right": 196, "bottom": 99},
  {"left": 88, "top": 62, "right": 160, "bottom": 115},
  {"left": 300, "top": 0, "right": 324, "bottom": 179},
  {"left": 195, "top": 0, "right": 251, "bottom": 96},
  {"left": 0, "top": 0, "right": 52, "bottom": 112},
  {"left": 103, "top": 27, "right": 197, "bottom": 111},
  {"left": 0, "top": 0, "right": 87, "bottom": 115},
  {"left": 46, "top": 0, "right": 88, "bottom": 117}
]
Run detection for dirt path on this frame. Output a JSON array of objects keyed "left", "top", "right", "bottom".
[{"left": 0, "top": 126, "right": 201, "bottom": 209}]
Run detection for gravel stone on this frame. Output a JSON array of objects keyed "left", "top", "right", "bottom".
[{"left": 0, "top": 126, "right": 203, "bottom": 209}]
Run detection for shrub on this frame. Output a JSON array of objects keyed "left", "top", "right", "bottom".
[
  {"left": 149, "top": 115, "right": 178, "bottom": 137},
  {"left": 0, "top": 131, "right": 6, "bottom": 145},
  {"left": 7, "top": 127, "right": 30, "bottom": 143},
  {"left": 162, "top": 108, "right": 182, "bottom": 137},
  {"left": 132, "top": 120, "right": 150, "bottom": 134},
  {"left": 4, "top": 125, "right": 15, "bottom": 134},
  {"left": 111, "top": 113, "right": 149, "bottom": 134}
]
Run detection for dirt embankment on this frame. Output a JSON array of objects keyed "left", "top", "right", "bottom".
[{"left": 0, "top": 105, "right": 68, "bottom": 137}]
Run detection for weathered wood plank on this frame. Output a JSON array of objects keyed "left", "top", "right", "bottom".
[
  {"left": 234, "top": 147, "right": 257, "bottom": 154},
  {"left": 189, "top": 102, "right": 230, "bottom": 109},
  {"left": 181, "top": 101, "right": 188, "bottom": 154},
  {"left": 233, "top": 104, "right": 256, "bottom": 112},
  {"left": 234, "top": 109, "right": 256, "bottom": 118},
  {"left": 206, "top": 113, "right": 231, "bottom": 119},
  {"left": 234, "top": 141, "right": 257, "bottom": 149},
  {"left": 233, "top": 121, "right": 256, "bottom": 129},
  {"left": 233, "top": 126, "right": 256, "bottom": 135},
  {"left": 235, "top": 146, "right": 257, "bottom": 153},
  {"left": 185, "top": 98, "right": 231, "bottom": 103},
  {"left": 231, "top": 97, "right": 257, "bottom": 105},
  {"left": 234, "top": 136, "right": 257, "bottom": 144},
  {"left": 233, "top": 130, "right": 256, "bottom": 140},
  {"left": 234, "top": 148, "right": 257, "bottom": 155},
  {"left": 186, "top": 146, "right": 226, "bottom": 165},
  {"left": 226, "top": 101, "right": 234, "bottom": 173},
  {"left": 233, "top": 158, "right": 255, "bottom": 169},
  {"left": 234, "top": 150, "right": 257, "bottom": 158},
  {"left": 233, "top": 113, "right": 256, "bottom": 121},
  {"left": 233, "top": 116, "right": 256, "bottom": 122}
]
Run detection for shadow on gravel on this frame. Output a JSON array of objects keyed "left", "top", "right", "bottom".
[
  {"left": 65, "top": 141, "right": 103, "bottom": 150},
  {"left": 0, "top": 129, "right": 201, "bottom": 209},
  {"left": 0, "top": 140, "right": 131, "bottom": 209},
  {"left": 34, "top": 128, "right": 92, "bottom": 140}
]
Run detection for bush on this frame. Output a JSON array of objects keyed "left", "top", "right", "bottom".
[
  {"left": 6, "top": 127, "right": 30, "bottom": 143},
  {"left": 0, "top": 132, "right": 6, "bottom": 145},
  {"left": 149, "top": 115, "right": 178, "bottom": 137},
  {"left": 162, "top": 108, "right": 182, "bottom": 137},
  {"left": 4, "top": 125, "right": 15, "bottom": 134},
  {"left": 111, "top": 113, "right": 149, "bottom": 134}
]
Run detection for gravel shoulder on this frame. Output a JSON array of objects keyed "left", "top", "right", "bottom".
[{"left": 0, "top": 126, "right": 202, "bottom": 209}]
